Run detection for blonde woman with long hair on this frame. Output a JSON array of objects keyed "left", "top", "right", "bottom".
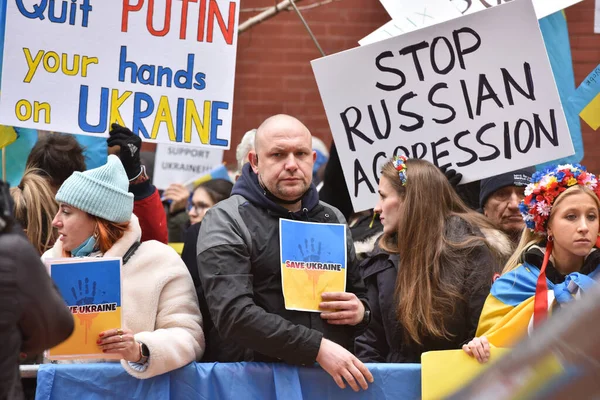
[
  {"left": 10, "top": 167, "right": 59, "bottom": 254},
  {"left": 355, "top": 157, "right": 511, "bottom": 363},
  {"left": 464, "top": 164, "right": 600, "bottom": 363}
]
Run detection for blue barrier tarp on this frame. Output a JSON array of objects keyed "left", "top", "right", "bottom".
[{"left": 35, "top": 362, "right": 421, "bottom": 400}]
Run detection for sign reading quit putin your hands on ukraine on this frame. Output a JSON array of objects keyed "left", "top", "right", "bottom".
[
  {"left": 0, "top": 0, "right": 239, "bottom": 149},
  {"left": 311, "top": 0, "right": 574, "bottom": 213},
  {"left": 280, "top": 219, "right": 347, "bottom": 312}
]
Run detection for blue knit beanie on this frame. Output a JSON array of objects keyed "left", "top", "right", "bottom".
[{"left": 56, "top": 155, "right": 134, "bottom": 223}]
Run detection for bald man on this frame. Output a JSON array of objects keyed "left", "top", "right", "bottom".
[{"left": 197, "top": 115, "right": 373, "bottom": 392}]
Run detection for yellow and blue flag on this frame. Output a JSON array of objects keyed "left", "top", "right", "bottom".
[
  {"left": 568, "top": 64, "right": 600, "bottom": 131},
  {"left": 537, "top": 11, "right": 584, "bottom": 168}
]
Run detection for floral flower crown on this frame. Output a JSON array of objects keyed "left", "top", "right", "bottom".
[
  {"left": 519, "top": 164, "right": 600, "bottom": 234},
  {"left": 392, "top": 155, "right": 408, "bottom": 186}
]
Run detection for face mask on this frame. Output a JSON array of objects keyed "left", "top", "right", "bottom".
[{"left": 71, "top": 235, "right": 97, "bottom": 257}]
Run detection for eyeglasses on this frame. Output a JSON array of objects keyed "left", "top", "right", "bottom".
[{"left": 188, "top": 201, "right": 212, "bottom": 215}]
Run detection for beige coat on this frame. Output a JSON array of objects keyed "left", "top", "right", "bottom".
[{"left": 43, "top": 215, "right": 205, "bottom": 379}]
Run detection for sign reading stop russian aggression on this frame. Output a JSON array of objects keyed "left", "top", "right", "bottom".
[
  {"left": 311, "top": 0, "right": 574, "bottom": 212},
  {"left": 0, "top": 0, "right": 239, "bottom": 149}
]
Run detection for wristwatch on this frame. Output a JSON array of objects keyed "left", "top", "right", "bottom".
[
  {"left": 137, "top": 341, "right": 150, "bottom": 364},
  {"left": 358, "top": 300, "right": 371, "bottom": 328}
]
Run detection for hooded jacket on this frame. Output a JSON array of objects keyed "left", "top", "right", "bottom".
[
  {"left": 196, "top": 164, "right": 368, "bottom": 365},
  {"left": 355, "top": 216, "right": 512, "bottom": 363}
]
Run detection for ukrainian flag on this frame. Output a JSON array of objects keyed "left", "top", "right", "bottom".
[{"left": 476, "top": 264, "right": 542, "bottom": 347}]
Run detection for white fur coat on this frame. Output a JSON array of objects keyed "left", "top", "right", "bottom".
[{"left": 43, "top": 215, "right": 205, "bottom": 379}]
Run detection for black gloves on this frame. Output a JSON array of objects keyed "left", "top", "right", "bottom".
[
  {"left": 107, "top": 123, "right": 142, "bottom": 180},
  {"left": 439, "top": 164, "right": 463, "bottom": 188}
]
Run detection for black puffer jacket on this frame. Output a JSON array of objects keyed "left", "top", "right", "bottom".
[
  {"left": 355, "top": 217, "right": 509, "bottom": 363},
  {"left": 0, "top": 223, "right": 74, "bottom": 400},
  {"left": 196, "top": 164, "right": 368, "bottom": 365}
]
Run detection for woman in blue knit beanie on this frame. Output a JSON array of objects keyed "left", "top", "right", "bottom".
[{"left": 43, "top": 155, "right": 205, "bottom": 379}]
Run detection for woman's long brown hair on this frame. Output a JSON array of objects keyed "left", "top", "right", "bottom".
[{"left": 379, "top": 158, "right": 502, "bottom": 345}]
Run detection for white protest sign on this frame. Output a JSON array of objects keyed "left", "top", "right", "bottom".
[
  {"left": 365, "top": 0, "right": 584, "bottom": 46},
  {"left": 312, "top": 0, "right": 573, "bottom": 212},
  {"left": 153, "top": 144, "right": 224, "bottom": 190},
  {"left": 450, "top": 0, "right": 583, "bottom": 18},
  {"left": 361, "top": 0, "right": 462, "bottom": 46},
  {"left": 595, "top": 0, "right": 600, "bottom": 34},
  {"left": 0, "top": 0, "right": 239, "bottom": 149}
]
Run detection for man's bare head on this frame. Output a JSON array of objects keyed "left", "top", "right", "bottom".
[
  {"left": 253, "top": 114, "right": 311, "bottom": 155},
  {"left": 249, "top": 114, "right": 315, "bottom": 209}
]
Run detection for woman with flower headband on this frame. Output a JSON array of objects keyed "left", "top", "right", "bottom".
[
  {"left": 463, "top": 164, "right": 600, "bottom": 364},
  {"left": 355, "top": 157, "right": 511, "bottom": 363}
]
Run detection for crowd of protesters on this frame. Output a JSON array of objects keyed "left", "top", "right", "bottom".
[{"left": 2, "top": 114, "right": 600, "bottom": 399}]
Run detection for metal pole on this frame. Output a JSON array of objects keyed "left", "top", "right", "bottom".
[
  {"left": 288, "top": 0, "right": 326, "bottom": 57},
  {"left": 238, "top": 0, "right": 306, "bottom": 34}
]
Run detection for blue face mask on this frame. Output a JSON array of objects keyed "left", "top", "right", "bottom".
[{"left": 71, "top": 235, "right": 97, "bottom": 257}]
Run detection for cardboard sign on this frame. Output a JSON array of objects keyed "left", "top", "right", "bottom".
[
  {"left": 153, "top": 143, "right": 224, "bottom": 190},
  {"left": 0, "top": 1, "right": 239, "bottom": 149},
  {"left": 449, "top": 0, "right": 583, "bottom": 18},
  {"left": 46, "top": 257, "right": 122, "bottom": 360},
  {"left": 312, "top": 0, "right": 573, "bottom": 212},
  {"left": 279, "top": 220, "right": 347, "bottom": 312}
]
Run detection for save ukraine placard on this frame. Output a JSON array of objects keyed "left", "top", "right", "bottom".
[
  {"left": 45, "top": 257, "right": 122, "bottom": 359},
  {"left": 279, "top": 219, "right": 347, "bottom": 312}
]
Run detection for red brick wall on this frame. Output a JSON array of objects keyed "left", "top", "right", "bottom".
[
  {"left": 159, "top": 0, "right": 600, "bottom": 172},
  {"left": 568, "top": 0, "right": 600, "bottom": 173},
  {"left": 224, "top": 0, "right": 389, "bottom": 166}
]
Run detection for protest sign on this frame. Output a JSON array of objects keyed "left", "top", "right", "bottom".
[
  {"left": 312, "top": 0, "right": 573, "bottom": 212},
  {"left": 596, "top": 0, "right": 600, "bottom": 34},
  {"left": 279, "top": 220, "right": 346, "bottom": 312},
  {"left": 363, "top": 0, "right": 583, "bottom": 46},
  {"left": 360, "top": 0, "right": 462, "bottom": 46},
  {"left": 153, "top": 143, "right": 224, "bottom": 190},
  {"left": 46, "top": 257, "right": 122, "bottom": 359},
  {"left": 449, "top": 0, "right": 583, "bottom": 18},
  {"left": 0, "top": 1, "right": 239, "bottom": 149}
]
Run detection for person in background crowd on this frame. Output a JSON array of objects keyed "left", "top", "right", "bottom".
[
  {"left": 10, "top": 168, "right": 58, "bottom": 255},
  {"left": 26, "top": 128, "right": 168, "bottom": 244},
  {"left": 43, "top": 155, "right": 204, "bottom": 378},
  {"left": 0, "top": 181, "right": 74, "bottom": 400},
  {"left": 25, "top": 133, "right": 86, "bottom": 193},
  {"left": 235, "top": 129, "right": 256, "bottom": 180},
  {"left": 479, "top": 167, "right": 535, "bottom": 246},
  {"left": 464, "top": 164, "right": 600, "bottom": 364},
  {"left": 180, "top": 179, "right": 233, "bottom": 361},
  {"left": 188, "top": 179, "right": 233, "bottom": 225},
  {"left": 311, "top": 137, "right": 329, "bottom": 188},
  {"left": 107, "top": 124, "right": 168, "bottom": 244},
  {"left": 355, "top": 157, "right": 511, "bottom": 363},
  {"left": 197, "top": 114, "right": 373, "bottom": 392},
  {"left": 164, "top": 179, "right": 233, "bottom": 241}
]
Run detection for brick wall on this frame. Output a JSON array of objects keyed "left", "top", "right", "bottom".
[
  {"left": 162, "top": 0, "right": 600, "bottom": 172},
  {"left": 224, "top": 0, "right": 389, "bottom": 166}
]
